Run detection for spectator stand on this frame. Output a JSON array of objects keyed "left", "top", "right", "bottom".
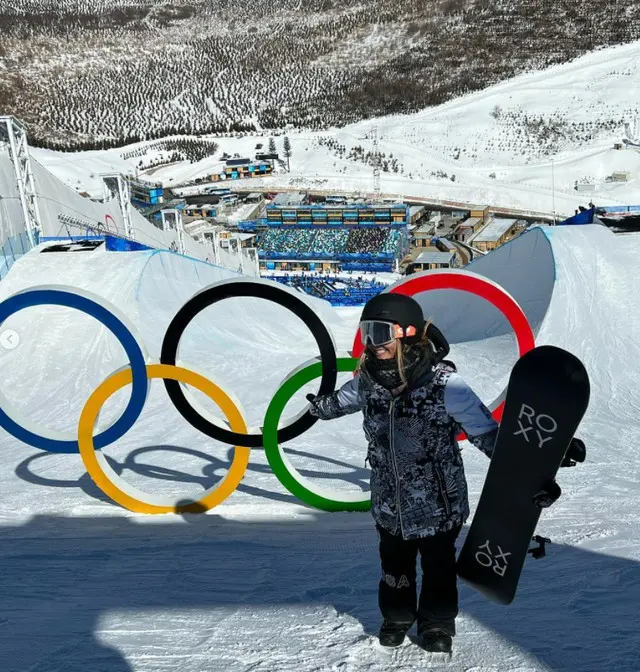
[
  {"left": 255, "top": 227, "right": 406, "bottom": 273},
  {"left": 268, "top": 273, "right": 387, "bottom": 306}
]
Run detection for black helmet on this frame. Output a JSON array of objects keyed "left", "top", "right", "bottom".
[{"left": 360, "top": 293, "right": 425, "bottom": 345}]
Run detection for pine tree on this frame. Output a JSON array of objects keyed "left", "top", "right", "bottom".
[
  {"left": 283, "top": 135, "right": 292, "bottom": 172},
  {"left": 268, "top": 137, "right": 276, "bottom": 154}
]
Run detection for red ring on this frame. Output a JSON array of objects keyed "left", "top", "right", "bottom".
[{"left": 351, "top": 271, "right": 536, "bottom": 438}]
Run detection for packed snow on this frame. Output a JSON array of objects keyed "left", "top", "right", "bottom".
[{"left": 0, "top": 223, "right": 639, "bottom": 671}]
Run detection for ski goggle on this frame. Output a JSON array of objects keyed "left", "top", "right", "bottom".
[{"left": 359, "top": 320, "right": 417, "bottom": 347}]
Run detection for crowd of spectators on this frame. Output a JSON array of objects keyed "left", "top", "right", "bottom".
[
  {"left": 344, "top": 228, "right": 387, "bottom": 253},
  {"left": 312, "top": 229, "right": 349, "bottom": 254},
  {"left": 259, "top": 229, "right": 315, "bottom": 254},
  {"left": 269, "top": 273, "right": 387, "bottom": 306},
  {"left": 257, "top": 228, "right": 402, "bottom": 257},
  {"left": 381, "top": 230, "right": 403, "bottom": 254}
]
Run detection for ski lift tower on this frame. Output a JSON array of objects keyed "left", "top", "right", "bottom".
[
  {"left": 101, "top": 173, "right": 134, "bottom": 239},
  {"left": 624, "top": 114, "right": 640, "bottom": 146},
  {"left": 160, "top": 208, "right": 185, "bottom": 255},
  {"left": 0, "top": 116, "right": 43, "bottom": 246},
  {"left": 372, "top": 125, "right": 381, "bottom": 198}
]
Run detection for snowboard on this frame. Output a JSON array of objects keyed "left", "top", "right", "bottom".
[{"left": 456, "top": 344, "right": 590, "bottom": 605}]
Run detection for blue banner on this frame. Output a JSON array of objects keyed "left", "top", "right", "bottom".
[
  {"left": 558, "top": 208, "right": 595, "bottom": 226},
  {"left": 596, "top": 205, "right": 640, "bottom": 213},
  {"left": 105, "top": 236, "right": 153, "bottom": 252}
]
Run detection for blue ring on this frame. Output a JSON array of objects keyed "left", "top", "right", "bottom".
[{"left": 0, "top": 289, "right": 148, "bottom": 453}]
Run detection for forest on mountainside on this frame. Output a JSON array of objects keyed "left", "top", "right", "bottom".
[{"left": 1, "top": 0, "right": 639, "bottom": 149}]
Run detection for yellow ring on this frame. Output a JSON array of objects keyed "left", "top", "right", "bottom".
[{"left": 78, "top": 363, "right": 250, "bottom": 514}]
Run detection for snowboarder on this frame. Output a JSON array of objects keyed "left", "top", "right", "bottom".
[{"left": 306, "top": 293, "right": 565, "bottom": 654}]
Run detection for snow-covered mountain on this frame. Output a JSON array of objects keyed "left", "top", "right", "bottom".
[
  {"left": 34, "top": 40, "right": 640, "bottom": 214},
  {"left": 3, "top": 0, "right": 640, "bottom": 146}
]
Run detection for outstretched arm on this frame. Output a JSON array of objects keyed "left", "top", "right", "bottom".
[
  {"left": 444, "top": 372, "right": 499, "bottom": 457},
  {"left": 307, "top": 373, "right": 365, "bottom": 420}
]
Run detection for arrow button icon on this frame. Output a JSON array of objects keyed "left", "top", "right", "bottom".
[{"left": 0, "top": 329, "right": 20, "bottom": 350}]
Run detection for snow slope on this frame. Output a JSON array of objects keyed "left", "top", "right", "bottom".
[
  {"left": 0, "top": 144, "right": 259, "bottom": 278},
  {"left": 0, "top": 224, "right": 639, "bottom": 671},
  {"left": 0, "top": 149, "right": 209, "bottom": 260},
  {"left": 33, "top": 40, "right": 640, "bottom": 215}
]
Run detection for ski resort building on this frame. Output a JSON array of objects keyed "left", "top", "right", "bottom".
[
  {"left": 127, "top": 178, "right": 164, "bottom": 207},
  {"left": 263, "top": 203, "right": 408, "bottom": 227},
  {"left": 184, "top": 203, "right": 217, "bottom": 219},
  {"left": 413, "top": 224, "right": 437, "bottom": 247},
  {"left": 468, "top": 205, "right": 492, "bottom": 222},
  {"left": 468, "top": 218, "right": 524, "bottom": 252},
  {"left": 208, "top": 160, "right": 273, "bottom": 182},
  {"left": 271, "top": 192, "right": 308, "bottom": 207},
  {"left": 410, "top": 250, "right": 456, "bottom": 270}
]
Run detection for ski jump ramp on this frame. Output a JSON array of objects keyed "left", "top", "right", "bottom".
[
  {"left": 0, "top": 223, "right": 639, "bottom": 671},
  {"left": 0, "top": 148, "right": 254, "bottom": 278},
  {"left": 394, "top": 222, "right": 640, "bottom": 462}
]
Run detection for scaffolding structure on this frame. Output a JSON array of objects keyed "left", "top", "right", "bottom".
[
  {"left": 160, "top": 208, "right": 185, "bottom": 255},
  {"left": 372, "top": 125, "right": 381, "bottom": 196},
  {"left": 0, "top": 115, "right": 43, "bottom": 246},
  {"left": 101, "top": 173, "right": 134, "bottom": 239},
  {"left": 0, "top": 115, "right": 256, "bottom": 276}
]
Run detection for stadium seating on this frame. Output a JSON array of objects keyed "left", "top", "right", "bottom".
[
  {"left": 312, "top": 229, "right": 349, "bottom": 255},
  {"left": 259, "top": 229, "right": 315, "bottom": 254},
  {"left": 257, "top": 228, "right": 402, "bottom": 258},
  {"left": 344, "top": 228, "right": 387, "bottom": 254},
  {"left": 381, "top": 230, "right": 402, "bottom": 254},
  {"left": 269, "top": 275, "right": 386, "bottom": 306}
]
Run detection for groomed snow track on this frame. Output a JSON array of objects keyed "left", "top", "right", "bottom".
[{"left": 0, "top": 224, "right": 639, "bottom": 671}]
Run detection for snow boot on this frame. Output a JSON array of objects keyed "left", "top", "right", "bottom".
[
  {"left": 416, "top": 627, "right": 453, "bottom": 653},
  {"left": 378, "top": 620, "right": 414, "bottom": 647}
]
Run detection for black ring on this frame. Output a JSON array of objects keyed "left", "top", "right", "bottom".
[{"left": 160, "top": 280, "right": 338, "bottom": 447}]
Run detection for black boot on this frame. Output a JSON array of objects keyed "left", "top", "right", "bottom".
[
  {"left": 417, "top": 627, "right": 453, "bottom": 653},
  {"left": 378, "top": 620, "right": 413, "bottom": 647}
]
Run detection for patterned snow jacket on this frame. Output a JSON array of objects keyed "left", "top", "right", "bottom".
[{"left": 308, "top": 362, "right": 498, "bottom": 540}]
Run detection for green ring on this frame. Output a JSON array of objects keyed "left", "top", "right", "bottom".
[{"left": 263, "top": 357, "right": 371, "bottom": 512}]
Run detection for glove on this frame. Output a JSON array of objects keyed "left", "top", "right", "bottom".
[
  {"left": 440, "top": 358, "right": 458, "bottom": 372},
  {"left": 532, "top": 480, "right": 561, "bottom": 508},
  {"left": 561, "top": 437, "right": 586, "bottom": 467},
  {"left": 305, "top": 393, "right": 317, "bottom": 404}
]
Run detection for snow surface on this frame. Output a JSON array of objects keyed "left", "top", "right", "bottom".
[
  {"left": 32, "top": 40, "right": 640, "bottom": 215},
  {"left": 0, "top": 223, "right": 639, "bottom": 671},
  {"left": 0, "top": 147, "right": 257, "bottom": 275}
]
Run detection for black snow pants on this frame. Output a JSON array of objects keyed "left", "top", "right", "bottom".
[{"left": 377, "top": 523, "right": 461, "bottom": 636}]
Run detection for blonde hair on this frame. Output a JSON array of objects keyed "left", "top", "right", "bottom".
[{"left": 357, "top": 319, "right": 434, "bottom": 386}]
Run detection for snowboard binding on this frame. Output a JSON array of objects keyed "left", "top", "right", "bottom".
[
  {"left": 528, "top": 535, "right": 552, "bottom": 559},
  {"left": 532, "top": 480, "right": 561, "bottom": 508},
  {"left": 561, "top": 438, "right": 586, "bottom": 468}
]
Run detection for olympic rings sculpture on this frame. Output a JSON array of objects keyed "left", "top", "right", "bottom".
[{"left": 0, "top": 271, "right": 535, "bottom": 514}]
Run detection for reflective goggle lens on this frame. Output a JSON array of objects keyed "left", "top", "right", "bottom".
[{"left": 360, "top": 321, "right": 396, "bottom": 346}]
